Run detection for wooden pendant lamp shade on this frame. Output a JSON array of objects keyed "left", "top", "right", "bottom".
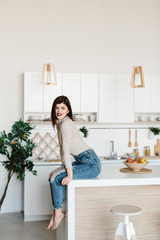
[
  {"left": 131, "top": 66, "right": 145, "bottom": 88},
  {"left": 41, "top": 63, "right": 57, "bottom": 85}
]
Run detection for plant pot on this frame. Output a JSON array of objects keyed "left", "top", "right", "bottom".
[{"left": 148, "top": 130, "right": 155, "bottom": 140}]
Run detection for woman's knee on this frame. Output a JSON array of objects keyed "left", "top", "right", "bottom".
[
  {"left": 49, "top": 171, "right": 56, "bottom": 183},
  {"left": 49, "top": 166, "right": 67, "bottom": 183}
]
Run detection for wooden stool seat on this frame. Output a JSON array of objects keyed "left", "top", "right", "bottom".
[
  {"left": 110, "top": 205, "right": 142, "bottom": 240},
  {"left": 110, "top": 205, "right": 142, "bottom": 216}
]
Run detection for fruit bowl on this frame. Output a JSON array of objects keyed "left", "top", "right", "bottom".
[{"left": 123, "top": 161, "right": 148, "bottom": 172}]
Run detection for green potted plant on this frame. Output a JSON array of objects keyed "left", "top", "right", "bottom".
[
  {"left": 149, "top": 127, "right": 160, "bottom": 135},
  {"left": 148, "top": 127, "right": 160, "bottom": 139},
  {"left": 0, "top": 119, "right": 37, "bottom": 209},
  {"left": 79, "top": 126, "right": 89, "bottom": 138}
]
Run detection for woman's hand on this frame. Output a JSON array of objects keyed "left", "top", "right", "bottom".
[{"left": 61, "top": 176, "right": 72, "bottom": 185}]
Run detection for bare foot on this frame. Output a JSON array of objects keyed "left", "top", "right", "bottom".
[
  {"left": 52, "top": 212, "right": 65, "bottom": 230},
  {"left": 46, "top": 214, "right": 54, "bottom": 230}
]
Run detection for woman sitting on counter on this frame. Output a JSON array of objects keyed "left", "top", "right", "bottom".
[{"left": 47, "top": 95, "right": 101, "bottom": 230}]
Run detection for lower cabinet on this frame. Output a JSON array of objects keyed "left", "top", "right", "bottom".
[{"left": 24, "top": 163, "right": 60, "bottom": 221}]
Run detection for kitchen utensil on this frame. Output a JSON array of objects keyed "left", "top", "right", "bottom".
[
  {"left": 148, "top": 116, "right": 155, "bottom": 121},
  {"left": 73, "top": 114, "right": 83, "bottom": 121},
  {"left": 89, "top": 114, "right": 95, "bottom": 122},
  {"left": 134, "top": 130, "right": 138, "bottom": 147},
  {"left": 154, "top": 139, "right": 160, "bottom": 156},
  {"left": 128, "top": 130, "right": 132, "bottom": 147},
  {"left": 127, "top": 153, "right": 136, "bottom": 159}
]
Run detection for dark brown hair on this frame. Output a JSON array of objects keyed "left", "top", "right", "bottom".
[{"left": 51, "top": 95, "right": 74, "bottom": 127}]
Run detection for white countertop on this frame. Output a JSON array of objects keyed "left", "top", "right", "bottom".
[
  {"left": 69, "top": 162, "right": 160, "bottom": 188},
  {"left": 26, "top": 158, "right": 160, "bottom": 187},
  {"left": 32, "top": 157, "right": 160, "bottom": 166}
]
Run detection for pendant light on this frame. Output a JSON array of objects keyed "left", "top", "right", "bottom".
[
  {"left": 41, "top": 63, "right": 57, "bottom": 85},
  {"left": 130, "top": 66, "right": 145, "bottom": 88}
]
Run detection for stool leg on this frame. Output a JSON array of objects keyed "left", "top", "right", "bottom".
[
  {"left": 129, "top": 222, "right": 137, "bottom": 240},
  {"left": 113, "top": 217, "right": 138, "bottom": 240},
  {"left": 124, "top": 216, "right": 131, "bottom": 240},
  {"left": 126, "top": 224, "right": 131, "bottom": 240},
  {"left": 114, "top": 222, "right": 125, "bottom": 240}
]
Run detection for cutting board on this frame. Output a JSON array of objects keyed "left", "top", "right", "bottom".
[{"left": 154, "top": 139, "right": 160, "bottom": 156}]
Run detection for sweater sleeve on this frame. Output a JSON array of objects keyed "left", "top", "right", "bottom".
[{"left": 60, "top": 122, "right": 72, "bottom": 168}]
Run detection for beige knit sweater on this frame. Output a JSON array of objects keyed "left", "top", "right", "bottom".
[{"left": 56, "top": 116, "right": 90, "bottom": 168}]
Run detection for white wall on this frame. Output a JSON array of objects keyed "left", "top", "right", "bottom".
[
  {"left": 1, "top": 0, "right": 160, "bottom": 131},
  {"left": 1, "top": 0, "right": 160, "bottom": 213},
  {"left": 85, "top": 127, "right": 158, "bottom": 157}
]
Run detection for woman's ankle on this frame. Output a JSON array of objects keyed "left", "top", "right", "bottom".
[{"left": 54, "top": 208, "right": 63, "bottom": 216}]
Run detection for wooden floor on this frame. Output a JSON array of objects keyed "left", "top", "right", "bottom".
[{"left": 75, "top": 185, "right": 160, "bottom": 240}]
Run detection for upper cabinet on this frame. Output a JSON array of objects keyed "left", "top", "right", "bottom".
[
  {"left": 62, "top": 73, "right": 81, "bottom": 112},
  {"left": 150, "top": 76, "right": 160, "bottom": 112},
  {"left": 24, "top": 71, "right": 160, "bottom": 123},
  {"left": 24, "top": 72, "right": 62, "bottom": 113},
  {"left": 24, "top": 72, "right": 43, "bottom": 112},
  {"left": 81, "top": 73, "right": 98, "bottom": 112},
  {"left": 116, "top": 75, "right": 134, "bottom": 122},
  {"left": 43, "top": 73, "right": 62, "bottom": 112},
  {"left": 99, "top": 74, "right": 116, "bottom": 122},
  {"left": 99, "top": 74, "right": 134, "bottom": 123},
  {"left": 134, "top": 76, "right": 151, "bottom": 113},
  {"left": 134, "top": 75, "right": 160, "bottom": 113}
]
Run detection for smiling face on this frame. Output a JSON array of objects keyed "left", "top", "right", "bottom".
[{"left": 55, "top": 103, "right": 69, "bottom": 120}]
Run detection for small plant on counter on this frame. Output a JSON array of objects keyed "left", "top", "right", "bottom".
[
  {"left": 79, "top": 126, "right": 89, "bottom": 138},
  {"left": 149, "top": 127, "right": 160, "bottom": 135},
  {"left": 0, "top": 119, "right": 37, "bottom": 209}
]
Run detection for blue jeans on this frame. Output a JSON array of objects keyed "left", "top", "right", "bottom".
[{"left": 49, "top": 148, "right": 101, "bottom": 209}]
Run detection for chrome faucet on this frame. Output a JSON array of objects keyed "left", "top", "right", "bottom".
[{"left": 110, "top": 140, "right": 117, "bottom": 157}]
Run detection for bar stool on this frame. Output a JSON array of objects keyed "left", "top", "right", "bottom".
[{"left": 110, "top": 205, "right": 142, "bottom": 240}]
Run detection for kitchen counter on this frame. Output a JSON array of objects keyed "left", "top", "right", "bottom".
[
  {"left": 31, "top": 157, "right": 160, "bottom": 166},
  {"left": 68, "top": 163, "right": 160, "bottom": 187},
  {"left": 57, "top": 162, "right": 160, "bottom": 240}
]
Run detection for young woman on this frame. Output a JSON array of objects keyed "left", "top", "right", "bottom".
[{"left": 47, "top": 95, "right": 101, "bottom": 230}]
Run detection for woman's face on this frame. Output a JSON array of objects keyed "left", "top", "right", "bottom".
[{"left": 55, "top": 103, "right": 69, "bottom": 120}]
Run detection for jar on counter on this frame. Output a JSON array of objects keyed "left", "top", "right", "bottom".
[
  {"left": 144, "top": 146, "right": 150, "bottom": 156},
  {"left": 133, "top": 148, "right": 139, "bottom": 157}
]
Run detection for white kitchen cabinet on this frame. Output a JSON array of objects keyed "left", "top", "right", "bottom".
[
  {"left": 99, "top": 74, "right": 116, "bottom": 122},
  {"left": 62, "top": 73, "right": 81, "bottom": 112},
  {"left": 43, "top": 73, "right": 63, "bottom": 112},
  {"left": 81, "top": 73, "right": 98, "bottom": 112},
  {"left": 24, "top": 163, "right": 61, "bottom": 221},
  {"left": 24, "top": 72, "right": 43, "bottom": 112},
  {"left": 150, "top": 75, "right": 160, "bottom": 112},
  {"left": 134, "top": 76, "right": 151, "bottom": 113},
  {"left": 116, "top": 75, "right": 134, "bottom": 122}
]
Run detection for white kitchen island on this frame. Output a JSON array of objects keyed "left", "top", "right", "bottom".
[{"left": 57, "top": 162, "right": 160, "bottom": 240}]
